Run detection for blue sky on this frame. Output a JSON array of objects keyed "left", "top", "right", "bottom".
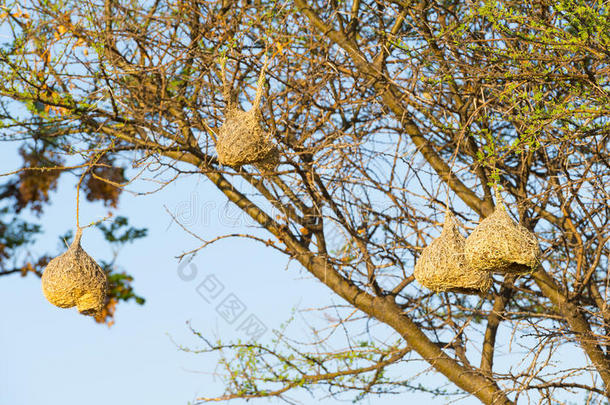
[
  {"left": 0, "top": 143, "right": 455, "bottom": 405},
  {"left": 0, "top": 139, "right": 595, "bottom": 405}
]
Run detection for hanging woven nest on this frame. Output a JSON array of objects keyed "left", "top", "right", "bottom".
[
  {"left": 414, "top": 213, "right": 492, "bottom": 294},
  {"left": 216, "top": 108, "right": 277, "bottom": 167},
  {"left": 41, "top": 228, "right": 108, "bottom": 315},
  {"left": 464, "top": 196, "right": 541, "bottom": 274},
  {"left": 216, "top": 57, "right": 278, "bottom": 169}
]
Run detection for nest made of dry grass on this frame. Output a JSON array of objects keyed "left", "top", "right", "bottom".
[
  {"left": 216, "top": 108, "right": 277, "bottom": 168},
  {"left": 41, "top": 228, "right": 108, "bottom": 315},
  {"left": 414, "top": 213, "right": 492, "bottom": 295},
  {"left": 216, "top": 58, "right": 278, "bottom": 169},
  {"left": 465, "top": 199, "right": 541, "bottom": 274}
]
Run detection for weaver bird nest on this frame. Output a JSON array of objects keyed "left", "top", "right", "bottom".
[
  {"left": 41, "top": 228, "right": 108, "bottom": 315},
  {"left": 465, "top": 198, "right": 541, "bottom": 274},
  {"left": 216, "top": 58, "right": 278, "bottom": 169},
  {"left": 414, "top": 213, "right": 492, "bottom": 295},
  {"left": 216, "top": 108, "right": 277, "bottom": 168}
]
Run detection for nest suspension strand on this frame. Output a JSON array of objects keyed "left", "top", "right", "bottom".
[
  {"left": 41, "top": 228, "right": 108, "bottom": 316},
  {"left": 464, "top": 190, "right": 541, "bottom": 274},
  {"left": 215, "top": 56, "right": 278, "bottom": 170},
  {"left": 414, "top": 212, "right": 492, "bottom": 295}
]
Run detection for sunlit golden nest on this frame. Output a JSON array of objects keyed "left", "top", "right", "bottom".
[
  {"left": 414, "top": 213, "right": 492, "bottom": 295},
  {"left": 41, "top": 228, "right": 108, "bottom": 315},
  {"left": 216, "top": 58, "right": 278, "bottom": 170},
  {"left": 465, "top": 200, "right": 541, "bottom": 274}
]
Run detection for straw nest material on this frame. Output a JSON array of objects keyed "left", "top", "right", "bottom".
[
  {"left": 216, "top": 59, "right": 278, "bottom": 169},
  {"left": 464, "top": 201, "right": 541, "bottom": 274},
  {"left": 216, "top": 108, "right": 277, "bottom": 168},
  {"left": 414, "top": 213, "right": 492, "bottom": 294},
  {"left": 41, "top": 229, "right": 108, "bottom": 315}
]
